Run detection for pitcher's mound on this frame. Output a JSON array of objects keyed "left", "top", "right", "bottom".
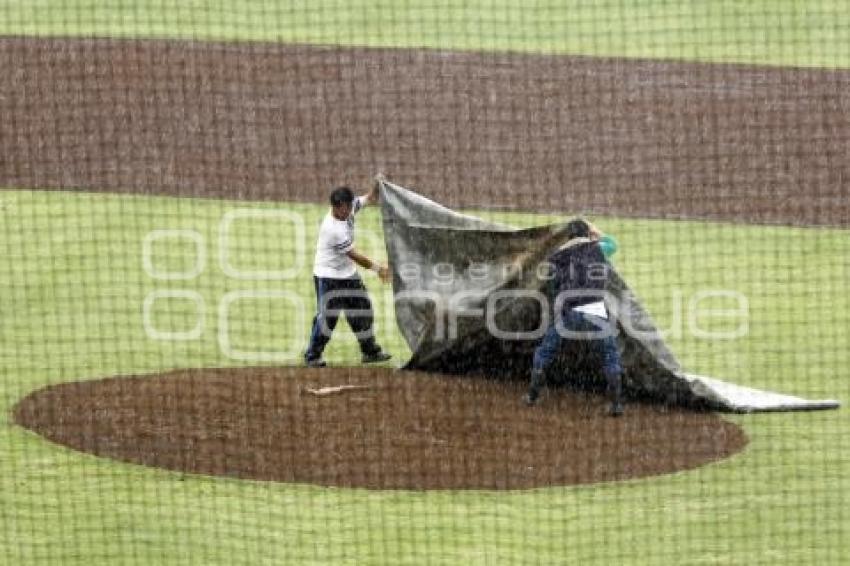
[{"left": 13, "top": 367, "right": 747, "bottom": 490}]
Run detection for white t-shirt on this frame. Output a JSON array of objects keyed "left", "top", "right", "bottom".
[{"left": 313, "top": 196, "right": 366, "bottom": 278}]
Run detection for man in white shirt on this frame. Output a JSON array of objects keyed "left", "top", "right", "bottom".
[{"left": 304, "top": 177, "right": 392, "bottom": 367}]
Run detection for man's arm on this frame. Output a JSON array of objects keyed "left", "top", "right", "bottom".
[
  {"left": 362, "top": 173, "right": 385, "bottom": 206},
  {"left": 348, "top": 249, "right": 391, "bottom": 283}
]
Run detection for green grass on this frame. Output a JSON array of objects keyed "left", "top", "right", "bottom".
[
  {"left": 2, "top": 3, "right": 848, "bottom": 563},
  {"left": 0, "top": 189, "right": 847, "bottom": 564},
  {"left": 1, "top": 0, "right": 850, "bottom": 68}
]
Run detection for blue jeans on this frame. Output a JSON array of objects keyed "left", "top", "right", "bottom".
[{"left": 532, "top": 309, "right": 623, "bottom": 379}]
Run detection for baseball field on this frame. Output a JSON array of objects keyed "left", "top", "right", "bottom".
[{"left": 1, "top": 2, "right": 849, "bottom": 564}]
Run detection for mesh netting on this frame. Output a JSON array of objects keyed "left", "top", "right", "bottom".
[{"left": 1, "top": 3, "right": 847, "bottom": 565}]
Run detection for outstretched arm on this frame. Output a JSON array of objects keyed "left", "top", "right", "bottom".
[
  {"left": 347, "top": 249, "right": 391, "bottom": 283},
  {"left": 363, "top": 172, "right": 385, "bottom": 206}
]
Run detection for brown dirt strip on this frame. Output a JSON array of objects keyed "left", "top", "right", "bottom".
[
  {"left": 1, "top": 37, "right": 848, "bottom": 225},
  {"left": 12, "top": 367, "right": 747, "bottom": 490}
]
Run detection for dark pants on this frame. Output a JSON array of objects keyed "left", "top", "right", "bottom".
[
  {"left": 305, "top": 276, "right": 380, "bottom": 361},
  {"left": 532, "top": 309, "right": 623, "bottom": 391}
]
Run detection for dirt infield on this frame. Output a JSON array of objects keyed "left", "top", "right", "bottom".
[
  {"left": 1, "top": 37, "right": 848, "bottom": 225},
  {"left": 7, "top": 37, "right": 826, "bottom": 488},
  {"left": 13, "top": 367, "right": 746, "bottom": 490}
]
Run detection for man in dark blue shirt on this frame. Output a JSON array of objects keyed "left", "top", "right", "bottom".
[{"left": 524, "top": 219, "right": 624, "bottom": 416}]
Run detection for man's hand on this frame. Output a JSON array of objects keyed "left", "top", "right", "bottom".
[
  {"left": 348, "top": 250, "right": 391, "bottom": 283},
  {"left": 365, "top": 172, "right": 386, "bottom": 205},
  {"left": 376, "top": 263, "right": 391, "bottom": 284},
  {"left": 586, "top": 220, "right": 603, "bottom": 241}
]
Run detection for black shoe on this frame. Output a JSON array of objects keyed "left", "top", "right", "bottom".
[
  {"left": 522, "top": 390, "right": 540, "bottom": 406},
  {"left": 523, "top": 368, "right": 545, "bottom": 406},
  {"left": 608, "top": 400, "right": 624, "bottom": 417},
  {"left": 362, "top": 351, "right": 392, "bottom": 364},
  {"left": 605, "top": 372, "right": 624, "bottom": 417},
  {"left": 305, "top": 357, "right": 327, "bottom": 368}
]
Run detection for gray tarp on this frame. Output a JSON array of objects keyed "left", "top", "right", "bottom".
[{"left": 379, "top": 181, "right": 840, "bottom": 413}]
